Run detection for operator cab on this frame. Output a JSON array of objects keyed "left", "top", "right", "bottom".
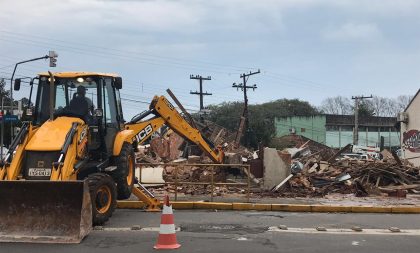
[
  {"left": 46, "top": 77, "right": 96, "bottom": 123},
  {"left": 16, "top": 72, "right": 124, "bottom": 156}
]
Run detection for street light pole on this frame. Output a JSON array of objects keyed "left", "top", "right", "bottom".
[
  {"left": 9, "top": 55, "right": 49, "bottom": 142},
  {"left": 3, "top": 51, "right": 57, "bottom": 152},
  {"left": 10, "top": 55, "right": 49, "bottom": 107},
  {"left": 8, "top": 54, "right": 57, "bottom": 141}
]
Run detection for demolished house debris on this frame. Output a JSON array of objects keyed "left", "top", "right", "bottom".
[
  {"left": 136, "top": 123, "right": 420, "bottom": 199},
  {"left": 136, "top": 120, "right": 255, "bottom": 196},
  {"left": 273, "top": 135, "right": 420, "bottom": 198}
]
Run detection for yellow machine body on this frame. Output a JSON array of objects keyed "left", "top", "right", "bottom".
[
  {"left": 0, "top": 71, "right": 224, "bottom": 243},
  {"left": 0, "top": 116, "right": 91, "bottom": 243}
]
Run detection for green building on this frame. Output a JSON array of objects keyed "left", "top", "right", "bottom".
[
  {"left": 275, "top": 115, "right": 326, "bottom": 144},
  {"left": 275, "top": 114, "right": 400, "bottom": 149}
]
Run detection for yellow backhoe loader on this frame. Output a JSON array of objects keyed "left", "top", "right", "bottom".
[{"left": 0, "top": 72, "right": 224, "bottom": 243}]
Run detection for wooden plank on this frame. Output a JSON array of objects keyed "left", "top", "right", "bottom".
[
  {"left": 326, "top": 144, "right": 352, "bottom": 163},
  {"left": 391, "top": 151, "right": 402, "bottom": 165},
  {"left": 166, "top": 88, "right": 197, "bottom": 129},
  {"left": 379, "top": 184, "right": 420, "bottom": 191}
]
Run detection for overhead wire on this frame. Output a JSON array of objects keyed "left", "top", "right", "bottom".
[
  {"left": 0, "top": 30, "right": 380, "bottom": 111},
  {"left": 0, "top": 30, "right": 358, "bottom": 96},
  {"left": 0, "top": 57, "right": 243, "bottom": 103},
  {"left": 0, "top": 30, "right": 255, "bottom": 72},
  {"left": 0, "top": 35, "right": 245, "bottom": 75}
]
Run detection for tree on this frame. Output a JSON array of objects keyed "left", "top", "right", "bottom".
[
  {"left": 358, "top": 95, "right": 414, "bottom": 117},
  {"left": 0, "top": 78, "right": 10, "bottom": 108},
  {"left": 0, "top": 78, "right": 12, "bottom": 147},
  {"left": 395, "top": 95, "right": 413, "bottom": 113},
  {"left": 368, "top": 96, "right": 387, "bottom": 117},
  {"left": 207, "top": 102, "right": 243, "bottom": 131},
  {"left": 358, "top": 100, "right": 375, "bottom": 117},
  {"left": 207, "top": 99, "right": 318, "bottom": 148},
  {"left": 319, "top": 96, "right": 352, "bottom": 115},
  {"left": 321, "top": 95, "right": 413, "bottom": 117}
]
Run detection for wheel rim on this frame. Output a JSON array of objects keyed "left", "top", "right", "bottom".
[
  {"left": 96, "top": 185, "right": 112, "bottom": 214},
  {"left": 127, "top": 155, "right": 134, "bottom": 186}
]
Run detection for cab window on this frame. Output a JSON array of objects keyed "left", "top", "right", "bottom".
[
  {"left": 115, "top": 88, "right": 124, "bottom": 123},
  {"left": 102, "top": 78, "right": 117, "bottom": 124}
]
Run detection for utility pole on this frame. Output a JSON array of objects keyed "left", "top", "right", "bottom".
[
  {"left": 189, "top": 75, "right": 212, "bottom": 111},
  {"left": 352, "top": 95, "right": 372, "bottom": 145},
  {"left": 232, "top": 69, "right": 260, "bottom": 146}
]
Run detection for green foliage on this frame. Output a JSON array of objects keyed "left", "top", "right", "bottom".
[
  {"left": 358, "top": 101, "right": 375, "bottom": 117},
  {"left": 207, "top": 102, "right": 243, "bottom": 130},
  {"left": 206, "top": 99, "right": 318, "bottom": 149}
]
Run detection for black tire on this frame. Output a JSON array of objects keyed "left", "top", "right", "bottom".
[
  {"left": 87, "top": 173, "right": 117, "bottom": 225},
  {"left": 113, "top": 143, "right": 135, "bottom": 200}
]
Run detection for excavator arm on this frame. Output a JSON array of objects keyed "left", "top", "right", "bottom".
[
  {"left": 116, "top": 95, "right": 224, "bottom": 212},
  {"left": 123, "top": 95, "right": 224, "bottom": 163}
]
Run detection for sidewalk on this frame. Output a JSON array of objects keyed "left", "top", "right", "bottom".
[{"left": 118, "top": 193, "right": 420, "bottom": 213}]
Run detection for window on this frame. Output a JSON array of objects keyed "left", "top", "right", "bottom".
[
  {"left": 34, "top": 76, "right": 99, "bottom": 125},
  {"left": 103, "top": 79, "right": 117, "bottom": 124},
  {"left": 326, "top": 125, "right": 339, "bottom": 131},
  {"left": 115, "top": 88, "right": 124, "bottom": 122},
  {"left": 380, "top": 127, "right": 388, "bottom": 132},
  {"left": 55, "top": 83, "right": 67, "bottom": 110},
  {"left": 35, "top": 79, "right": 49, "bottom": 124},
  {"left": 341, "top": 126, "right": 353, "bottom": 131}
]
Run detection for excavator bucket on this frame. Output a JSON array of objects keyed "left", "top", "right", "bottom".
[{"left": 0, "top": 180, "right": 92, "bottom": 243}]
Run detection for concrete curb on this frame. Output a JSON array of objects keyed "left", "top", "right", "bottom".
[{"left": 116, "top": 201, "right": 420, "bottom": 214}]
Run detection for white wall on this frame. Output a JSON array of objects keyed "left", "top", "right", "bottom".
[
  {"left": 401, "top": 93, "right": 420, "bottom": 166},
  {"left": 262, "top": 148, "right": 290, "bottom": 190}
]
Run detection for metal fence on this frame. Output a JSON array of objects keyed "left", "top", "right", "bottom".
[{"left": 137, "top": 163, "right": 251, "bottom": 202}]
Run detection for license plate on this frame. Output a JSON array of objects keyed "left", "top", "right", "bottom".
[{"left": 28, "top": 168, "right": 52, "bottom": 177}]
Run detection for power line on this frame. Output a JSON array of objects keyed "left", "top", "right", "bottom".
[
  {"left": 0, "top": 31, "right": 367, "bottom": 100},
  {"left": 0, "top": 56, "right": 349, "bottom": 104},
  {"left": 0, "top": 35, "right": 246, "bottom": 75},
  {"left": 189, "top": 74, "right": 212, "bottom": 111},
  {"left": 0, "top": 31, "right": 357, "bottom": 95},
  {"left": 0, "top": 30, "right": 256, "bottom": 72},
  {"left": 232, "top": 69, "right": 260, "bottom": 146},
  {"left": 263, "top": 70, "right": 357, "bottom": 93}
]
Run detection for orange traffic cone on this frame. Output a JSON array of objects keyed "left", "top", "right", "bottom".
[{"left": 154, "top": 195, "right": 181, "bottom": 250}]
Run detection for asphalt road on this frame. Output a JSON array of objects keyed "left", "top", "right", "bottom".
[{"left": 1, "top": 210, "right": 420, "bottom": 253}]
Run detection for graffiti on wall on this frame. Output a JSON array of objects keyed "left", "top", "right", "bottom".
[{"left": 402, "top": 129, "right": 420, "bottom": 153}]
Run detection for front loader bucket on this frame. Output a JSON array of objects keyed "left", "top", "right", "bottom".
[{"left": 0, "top": 180, "right": 92, "bottom": 243}]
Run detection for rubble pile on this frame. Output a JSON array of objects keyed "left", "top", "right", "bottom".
[
  {"left": 162, "top": 164, "right": 227, "bottom": 183},
  {"left": 275, "top": 134, "right": 336, "bottom": 161},
  {"left": 136, "top": 120, "right": 253, "bottom": 196},
  {"left": 278, "top": 145, "right": 420, "bottom": 197},
  {"left": 135, "top": 144, "right": 162, "bottom": 164},
  {"left": 160, "top": 164, "right": 245, "bottom": 195},
  {"left": 136, "top": 123, "right": 420, "bottom": 199}
]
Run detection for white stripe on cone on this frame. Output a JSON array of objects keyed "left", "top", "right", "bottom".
[
  {"left": 159, "top": 224, "right": 176, "bottom": 234},
  {"left": 162, "top": 205, "right": 173, "bottom": 215}
]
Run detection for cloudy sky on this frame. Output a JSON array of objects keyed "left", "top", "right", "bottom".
[{"left": 1, "top": 0, "right": 420, "bottom": 118}]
